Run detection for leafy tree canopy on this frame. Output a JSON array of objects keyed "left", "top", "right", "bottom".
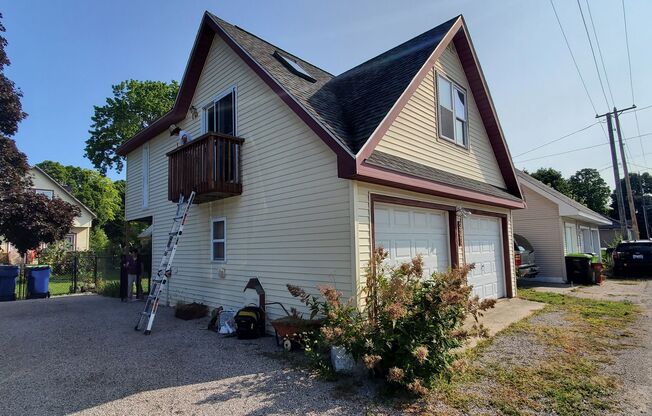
[
  {"left": 84, "top": 79, "right": 179, "bottom": 174},
  {"left": 36, "top": 161, "right": 120, "bottom": 226},
  {"left": 528, "top": 167, "right": 572, "bottom": 197},
  {"left": 0, "top": 13, "right": 27, "bottom": 136},
  {"left": 568, "top": 168, "right": 611, "bottom": 215}
]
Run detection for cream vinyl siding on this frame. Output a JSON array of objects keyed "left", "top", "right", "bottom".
[
  {"left": 124, "top": 36, "right": 351, "bottom": 321},
  {"left": 375, "top": 43, "right": 506, "bottom": 188},
  {"left": 353, "top": 181, "right": 515, "bottom": 298},
  {"left": 512, "top": 184, "right": 565, "bottom": 279},
  {"left": 125, "top": 147, "right": 145, "bottom": 220}
]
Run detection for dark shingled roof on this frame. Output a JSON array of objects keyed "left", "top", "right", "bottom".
[
  {"left": 367, "top": 151, "right": 522, "bottom": 202},
  {"left": 209, "top": 13, "right": 457, "bottom": 155}
]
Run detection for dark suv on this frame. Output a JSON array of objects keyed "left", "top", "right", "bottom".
[
  {"left": 612, "top": 240, "right": 652, "bottom": 277},
  {"left": 514, "top": 234, "right": 539, "bottom": 278}
]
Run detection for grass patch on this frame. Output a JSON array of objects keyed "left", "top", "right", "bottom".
[{"left": 427, "top": 289, "right": 640, "bottom": 415}]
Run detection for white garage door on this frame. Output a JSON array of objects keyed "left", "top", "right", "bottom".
[
  {"left": 463, "top": 215, "right": 505, "bottom": 299},
  {"left": 374, "top": 203, "right": 450, "bottom": 277}
]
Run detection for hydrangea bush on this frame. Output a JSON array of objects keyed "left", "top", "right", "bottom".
[{"left": 288, "top": 247, "right": 495, "bottom": 394}]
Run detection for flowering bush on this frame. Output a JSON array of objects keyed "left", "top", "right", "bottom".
[{"left": 289, "top": 247, "right": 495, "bottom": 394}]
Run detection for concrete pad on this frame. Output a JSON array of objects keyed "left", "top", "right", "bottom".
[
  {"left": 521, "top": 279, "right": 650, "bottom": 302},
  {"left": 463, "top": 297, "right": 545, "bottom": 349}
]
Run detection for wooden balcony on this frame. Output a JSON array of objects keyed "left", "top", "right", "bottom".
[{"left": 167, "top": 132, "right": 244, "bottom": 204}]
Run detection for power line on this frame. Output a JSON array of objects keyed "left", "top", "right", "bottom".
[
  {"left": 516, "top": 131, "right": 652, "bottom": 163},
  {"left": 550, "top": 0, "right": 599, "bottom": 115},
  {"left": 513, "top": 121, "right": 601, "bottom": 158},
  {"left": 585, "top": 0, "right": 615, "bottom": 106},
  {"left": 576, "top": 0, "right": 611, "bottom": 110},
  {"left": 621, "top": 0, "right": 648, "bottom": 167}
]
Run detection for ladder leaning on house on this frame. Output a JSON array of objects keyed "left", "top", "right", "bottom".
[{"left": 134, "top": 191, "right": 196, "bottom": 335}]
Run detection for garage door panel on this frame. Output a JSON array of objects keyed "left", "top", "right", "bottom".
[
  {"left": 464, "top": 215, "right": 505, "bottom": 299},
  {"left": 374, "top": 203, "right": 450, "bottom": 277}
]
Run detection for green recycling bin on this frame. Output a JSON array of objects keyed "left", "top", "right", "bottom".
[{"left": 565, "top": 253, "right": 593, "bottom": 284}]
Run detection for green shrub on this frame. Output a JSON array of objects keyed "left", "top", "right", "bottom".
[
  {"left": 289, "top": 248, "right": 495, "bottom": 395},
  {"left": 96, "top": 279, "right": 121, "bottom": 297}
]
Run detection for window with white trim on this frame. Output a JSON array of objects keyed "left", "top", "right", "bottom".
[
  {"left": 34, "top": 189, "right": 54, "bottom": 199},
  {"left": 211, "top": 218, "right": 226, "bottom": 261},
  {"left": 437, "top": 74, "right": 468, "bottom": 147},
  {"left": 64, "top": 234, "right": 76, "bottom": 251},
  {"left": 203, "top": 87, "right": 236, "bottom": 136}
]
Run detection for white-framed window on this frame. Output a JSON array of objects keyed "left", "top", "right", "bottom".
[
  {"left": 64, "top": 234, "right": 76, "bottom": 251},
  {"left": 564, "top": 224, "right": 576, "bottom": 253},
  {"left": 202, "top": 86, "right": 237, "bottom": 136},
  {"left": 142, "top": 143, "right": 149, "bottom": 209},
  {"left": 436, "top": 74, "right": 468, "bottom": 147},
  {"left": 34, "top": 189, "right": 54, "bottom": 199},
  {"left": 211, "top": 218, "right": 226, "bottom": 262}
]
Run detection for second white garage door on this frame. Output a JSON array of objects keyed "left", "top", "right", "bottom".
[
  {"left": 374, "top": 203, "right": 450, "bottom": 277},
  {"left": 463, "top": 215, "right": 505, "bottom": 299}
]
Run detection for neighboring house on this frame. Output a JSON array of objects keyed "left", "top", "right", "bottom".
[
  {"left": 1, "top": 166, "right": 97, "bottom": 263},
  {"left": 598, "top": 219, "right": 631, "bottom": 247},
  {"left": 513, "top": 170, "right": 611, "bottom": 283},
  {"left": 117, "top": 13, "right": 525, "bottom": 319}
]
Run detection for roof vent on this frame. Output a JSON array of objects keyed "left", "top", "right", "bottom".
[{"left": 273, "top": 51, "right": 316, "bottom": 82}]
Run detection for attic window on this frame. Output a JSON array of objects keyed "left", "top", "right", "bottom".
[{"left": 273, "top": 51, "right": 316, "bottom": 82}]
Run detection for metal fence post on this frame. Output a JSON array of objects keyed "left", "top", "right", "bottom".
[
  {"left": 72, "top": 254, "right": 78, "bottom": 293},
  {"left": 93, "top": 255, "right": 98, "bottom": 288}
]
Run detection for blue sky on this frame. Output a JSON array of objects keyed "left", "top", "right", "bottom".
[{"left": 2, "top": 0, "right": 651, "bottom": 187}]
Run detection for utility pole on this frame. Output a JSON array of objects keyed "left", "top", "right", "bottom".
[
  {"left": 636, "top": 173, "right": 650, "bottom": 239},
  {"left": 613, "top": 108, "right": 640, "bottom": 239},
  {"left": 597, "top": 110, "right": 629, "bottom": 237}
]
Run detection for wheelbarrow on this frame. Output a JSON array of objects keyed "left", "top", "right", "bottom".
[{"left": 266, "top": 301, "right": 322, "bottom": 351}]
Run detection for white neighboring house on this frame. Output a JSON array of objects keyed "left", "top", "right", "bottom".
[
  {"left": 513, "top": 170, "right": 611, "bottom": 283},
  {"left": 117, "top": 13, "right": 526, "bottom": 319},
  {"left": 1, "top": 166, "right": 97, "bottom": 262}
]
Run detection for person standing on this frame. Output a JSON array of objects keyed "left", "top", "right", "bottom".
[
  {"left": 119, "top": 246, "right": 129, "bottom": 302},
  {"left": 169, "top": 124, "right": 192, "bottom": 146},
  {"left": 124, "top": 248, "right": 141, "bottom": 301}
]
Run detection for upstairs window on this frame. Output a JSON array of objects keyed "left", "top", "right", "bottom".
[
  {"left": 34, "top": 189, "right": 54, "bottom": 199},
  {"left": 437, "top": 74, "right": 468, "bottom": 147},
  {"left": 203, "top": 87, "right": 236, "bottom": 136}
]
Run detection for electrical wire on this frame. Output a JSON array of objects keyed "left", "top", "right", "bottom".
[
  {"left": 585, "top": 0, "right": 615, "bottom": 106},
  {"left": 513, "top": 121, "right": 601, "bottom": 158},
  {"left": 576, "top": 0, "right": 611, "bottom": 110},
  {"left": 517, "top": 132, "right": 652, "bottom": 163},
  {"left": 621, "top": 0, "right": 648, "bottom": 167},
  {"left": 549, "top": 0, "right": 599, "bottom": 115}
]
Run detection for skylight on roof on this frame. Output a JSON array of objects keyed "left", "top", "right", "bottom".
[{"left": 273, "top": 51, "right": 316, "bottom": 82}]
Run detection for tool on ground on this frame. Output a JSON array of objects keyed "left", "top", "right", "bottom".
[{"left": 134, "top": 191, "right": 195, "bottom": 335}]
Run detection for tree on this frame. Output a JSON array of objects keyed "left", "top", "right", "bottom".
[
  {"left": 609, "top": 172, "right": 652, "bottom": 238},
  {"left": 36, "top": 161, "right": 120, "bottom": 227},
  {"left": 528, "top": 168, "right": 572, "bottom": 197},
  {"left": 0, "top": 13, "right": 27, "bottom": 136},
  {"left": 85, "top": 79, "right": 179, "bottom": 174},
  {"left": 568, "top": 168, "right": 611, "bottom": 215}
]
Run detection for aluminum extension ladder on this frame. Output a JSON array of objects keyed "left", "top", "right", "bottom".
[{"left": 135, "top": 191, "right": 195, "bottom": 335}]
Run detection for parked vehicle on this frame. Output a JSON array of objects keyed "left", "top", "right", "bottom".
[
  {"left": 514, "top": 234, "right": 539, "bottom": 278},
  {"left": 612, "top": 240, "right": 652, "bottom": 277}
]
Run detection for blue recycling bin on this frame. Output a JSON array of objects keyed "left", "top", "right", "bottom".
[
  {"left": 26, "top": 265, "right": 50, "bottom": 299},
  {"left": 0, "top": 265, "right": 19, "bottom": 301}
]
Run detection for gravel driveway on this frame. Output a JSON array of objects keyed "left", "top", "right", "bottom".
[{"left": 0, "top": 295, "right": 379, "bottom": 416}]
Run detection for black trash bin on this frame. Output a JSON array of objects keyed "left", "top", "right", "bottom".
[
  {"left": 0, "top": 265, "right": 19, "bottom": 301},
  {"left": 565, "top": 253, "right": 593, "bottom": 284}
]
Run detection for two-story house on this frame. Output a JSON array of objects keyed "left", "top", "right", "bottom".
[{"left": 117, "top": 13, "right": 524, "bottom": 318}]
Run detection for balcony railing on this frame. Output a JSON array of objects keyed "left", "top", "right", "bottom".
[{"left": 167, "top": 132, "right": 244, "bottom": 203}]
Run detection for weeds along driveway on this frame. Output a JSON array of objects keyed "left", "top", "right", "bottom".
[{"left": 0, "top": 295, "right": 380, "bottom": 416}]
